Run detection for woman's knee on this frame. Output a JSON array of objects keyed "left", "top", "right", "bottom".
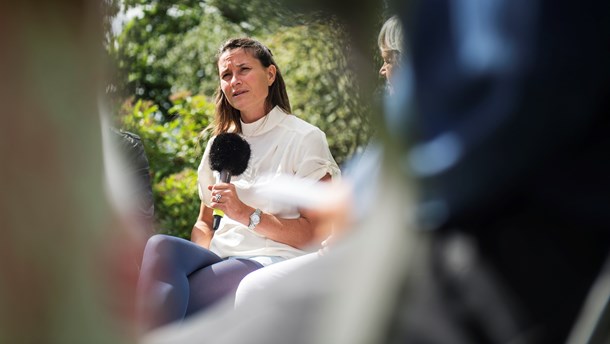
[
  {"left": 140, "top": 234, "right": 187, "bottom": 270},
  {"left": 144, "top": 234, "right": 182, "bottom": 257}
]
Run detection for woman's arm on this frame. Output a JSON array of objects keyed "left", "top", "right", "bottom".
[
  {"left": 191, "top": 202, "right": 215, "bottom": 248},
  {"left": 209, "top": 174, "right": 332, "bottom": 249},
  {"left": 246, "top": 206, "right": 319, "bottom": 249}
]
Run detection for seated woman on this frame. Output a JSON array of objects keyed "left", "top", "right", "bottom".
[{"left": 136, "top": 37, "right": 340, "bottom": 332}]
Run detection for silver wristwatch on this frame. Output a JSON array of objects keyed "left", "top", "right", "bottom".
[{"left": 248, "top": 208, "right": 262, "bottom": 230}]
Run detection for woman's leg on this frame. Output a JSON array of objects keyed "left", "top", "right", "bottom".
[
  {"left": 185, "top": 258, "right": 263, "bottom": 316},
  {"left": 136, "top": 234, "right": 223, "bottom": 332}
]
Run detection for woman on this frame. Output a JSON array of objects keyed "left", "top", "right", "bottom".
[
  {"left": 136, "top": 37, "right": 340, "bottom": 332},
  {"left": 234, "top": 16, "right": 405, "bottom": 308}
]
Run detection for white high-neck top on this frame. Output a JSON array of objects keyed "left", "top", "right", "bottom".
[{"left": 197, "top": 106, "right": 340, "bottom": 263}]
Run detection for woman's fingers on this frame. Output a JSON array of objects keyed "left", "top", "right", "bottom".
[
  {"left": 210, "top": 183, "right": 239, "bottom": 213},
  {"left": 211, "top": 191, "right": 225, "bottom": 209}
]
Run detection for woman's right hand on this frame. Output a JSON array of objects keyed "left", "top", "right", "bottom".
[{"left": 208, "top": 182, "right": 251, "bottom": 227}]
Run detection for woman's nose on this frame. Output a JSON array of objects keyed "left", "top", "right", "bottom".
[{"left": 231, "top": 74, "right": 242, "bottom": 86}]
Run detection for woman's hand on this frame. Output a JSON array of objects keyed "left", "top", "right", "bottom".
[{"left": 208, "top": 182, "right": 250, "bottom": 225}]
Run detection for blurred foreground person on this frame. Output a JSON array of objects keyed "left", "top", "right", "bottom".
[
  {"left": 389, "top": 0, "right": 610, "bottom": 343},
  {"left": 0, "top": 1, "right": 138, "bottom": 343}
]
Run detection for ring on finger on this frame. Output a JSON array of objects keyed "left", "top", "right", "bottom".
[{"left": 214, "top": 194, "right": 222, "bottom": 202}]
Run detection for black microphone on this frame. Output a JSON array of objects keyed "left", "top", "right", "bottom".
[{"left": 209, "top": 133, "right": 251, "bottom": 230}]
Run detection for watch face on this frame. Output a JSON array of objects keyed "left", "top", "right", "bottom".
[{"left": 249, "top": 209, "right": 261, "bottom": 229}]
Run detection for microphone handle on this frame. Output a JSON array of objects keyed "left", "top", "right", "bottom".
[{"left": 212, "top": 170, "right": 232, "bottom": 230}]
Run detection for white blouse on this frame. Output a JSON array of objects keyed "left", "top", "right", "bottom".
[{"left": 197, "top": 106, "right": 340, "bottom": 263}]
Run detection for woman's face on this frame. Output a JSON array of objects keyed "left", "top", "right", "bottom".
[
  {"left": 379, "top": 49, "right": 398, "bottom": 86},
  {"left": 218, "top": 48, "right": 276, "bottom": 119}
]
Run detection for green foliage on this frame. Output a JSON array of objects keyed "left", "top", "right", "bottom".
[
  {"left": 118, "top": 94, "right": 212, "bottom": 181},
  {"left": 113, "top": 0, "right": 205, "bottom": 112},
  {"left": 153, "top": 168, "right": 200, "bottom": 239},
  {"left": 267, "top": 20, "right": 371, "bottom": 164}
]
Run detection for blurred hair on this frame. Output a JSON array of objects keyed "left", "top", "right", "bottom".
[
  {"left": 212, "top": 37, "right": 291, "bottom": 135},
  {"left": 377, "top": 16, "right": 404, "bottom": 57}
]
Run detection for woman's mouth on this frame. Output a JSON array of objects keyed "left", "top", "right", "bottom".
[{"left": 233, "top": 90, "right": 247, "bottom": 97}]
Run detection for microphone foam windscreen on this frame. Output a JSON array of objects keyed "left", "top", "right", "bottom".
[{"left": 209, "top": 133, "right": 251, "bottom": 176}]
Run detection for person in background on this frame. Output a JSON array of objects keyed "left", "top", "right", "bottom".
[
  {"left": 378, "top": 15, "right": 403, "bottom": 94},
  {"left": 107, "top": 127, "right": 155, "bottom": 237},
  {"left": 0, "top": 1, "right": 141, "bottom": 342},
  {"left": 136, "top": 37, "right": 340, "bottom": 333}
]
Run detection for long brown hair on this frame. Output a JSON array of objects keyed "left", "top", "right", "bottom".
[{"left": 212, "top": 37, "right": 291, "bottom": 135}]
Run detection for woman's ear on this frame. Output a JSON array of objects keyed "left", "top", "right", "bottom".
[{"left": 267, "top": 65, "right": 277, "bottom": 86}]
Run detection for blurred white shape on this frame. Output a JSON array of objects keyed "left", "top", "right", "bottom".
[{"left": 252, "top": 173, "right": 347, "bottom": 210}]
